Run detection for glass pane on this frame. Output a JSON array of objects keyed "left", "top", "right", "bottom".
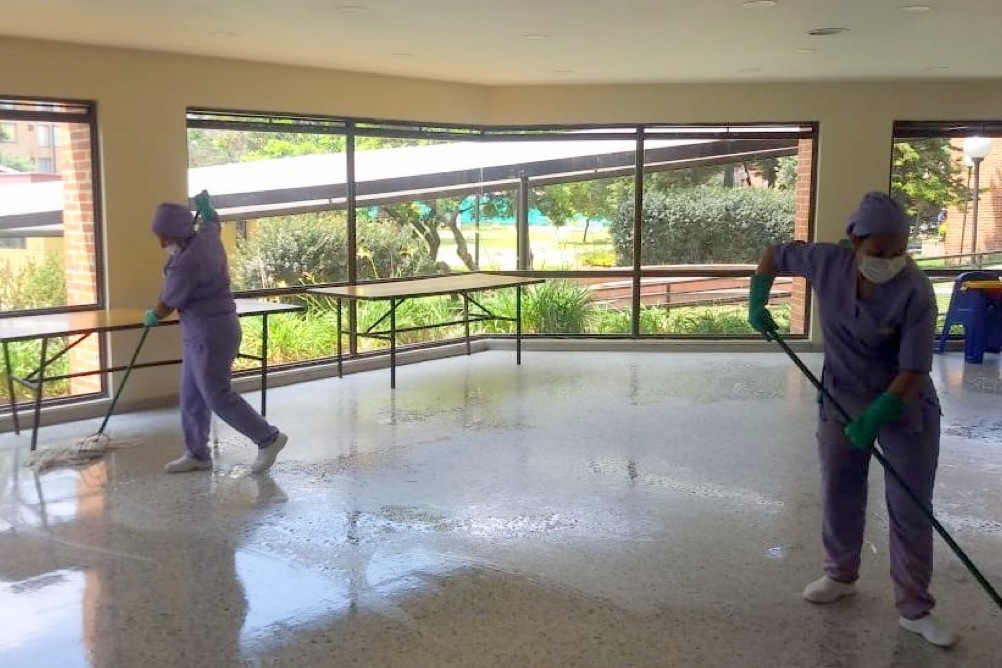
[
  {"left": 891, "top": 136, "right": 1002, "bottom": 270},
  {"left": 354, "top": 136, "right": 518, "bottom": 278},
  {"left": 0, "top": 119, "right": 99, "bottom": 313},
  {"left": 187, "top": 126, "right": 349, "bottom": 292},
  {"left": 188, "top": 125, "right": 349, "bottom": 365},
  {"left": 637, "top": 138, "right": 813, "bottom": 336}
]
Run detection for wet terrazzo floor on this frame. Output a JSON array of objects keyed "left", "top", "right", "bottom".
[{"left": 1, "top": 351, "right": 1001, "bottom": 667}]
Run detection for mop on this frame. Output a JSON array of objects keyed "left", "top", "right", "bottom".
[
  {"left": 27, "top": 325, "right": 151, "bottom": 473},
  {"left": 764, "top": 329, "right": 1002, "bottom": 616}
]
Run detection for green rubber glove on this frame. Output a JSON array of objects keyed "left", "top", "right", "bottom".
[
  {"left": 143, "top": 309, "right": 160, "bottom": 328},
  {"left": 748, "top": 273, "right": 778, "bottom": 337},
  {"left": 844, "top": 392, "right": 906, "bottom": 451},
  {"left": 193, "top": 190, "right": 217, "bottom": 223}
]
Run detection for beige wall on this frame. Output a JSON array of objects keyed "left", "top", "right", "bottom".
[{"left": 4, "top": 35, "right": 1002, "bottom": 405}]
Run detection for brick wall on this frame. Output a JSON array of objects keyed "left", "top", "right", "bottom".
[
  {"left": 945, "top": 140, "right": 1002, "bottom": 259},
  {"left": 790, "top": 139, "right": 813, "bottom": 335},
  {"left": 59, "top": 123, "right": 102, "bottom": 394}
]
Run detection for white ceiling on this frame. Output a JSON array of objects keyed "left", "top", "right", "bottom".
[{"left": 3, "top": 0, "right": 1001, "bottom": 84}]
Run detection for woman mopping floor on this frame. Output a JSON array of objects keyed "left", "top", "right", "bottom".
[
  {"left": 749, "top": 192, "right": 957, "bottom": 648},
  {"left": 145, "top": 192, "right": 288, "bottom": 474}
]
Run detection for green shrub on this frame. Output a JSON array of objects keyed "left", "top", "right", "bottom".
[
  {"left": 0, "top": 339, "right": 70, "bottom": 401},
  {"left": 231, "top": 214, "right": 435, "bottom": 290},
  {"left": 0, "top": 253, "right": 67, "bottom": 312},
  {"left": 611, "top": 186, "right": 794, "bottom": 266},
  {"left": 476, "top": 280, "right": 594, "bottom": 334}
]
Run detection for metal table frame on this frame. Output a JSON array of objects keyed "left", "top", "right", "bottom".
[
  {"left": 310, "top": 274, "right": 543, "bottom": 388},
  {"left": 1, "top": 300, "right": 302, "bottom": 450}
]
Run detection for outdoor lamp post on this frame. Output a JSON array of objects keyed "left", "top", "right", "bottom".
[
  {"left": 963, "top": 136, "right": 993, "bottom": 267},
  {"left": 959, "top": 155, "right": 974, "bottom": 257}
]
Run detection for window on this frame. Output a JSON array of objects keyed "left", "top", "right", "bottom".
[
  {"left": 187, "top": 110, "right": 817, "bottom": 371},
  {"left": 638, "top": 129, "right": 816, "bottom": 336},
  {"left": 0, "top": 237, "right": 27, "bottom": 249},
  {"left": 892, "top": 121, "right": 1002, "bottom": 335},
  {"left": 0, "top": 97, "right": 104, "bottom": 405},
  {"left": 0, "top": 122, "right": 14, "bottom": 143},
  {"left": 37, "top": 124, "right": 53, "bottom": 148}
]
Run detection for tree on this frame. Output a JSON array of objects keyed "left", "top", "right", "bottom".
[
  {"left": 532, "top": 177, "right": 624, "bottom": 243},
  {"left": 891, "top": 139, "right": 967, "bottom": 230}
]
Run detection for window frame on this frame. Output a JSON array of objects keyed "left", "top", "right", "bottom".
[
  {"left": 0, "top": 95, "right": 106, "bottom": 316},
  {"left": 187, "top": 108, "right": 817, "bottom": 371}
]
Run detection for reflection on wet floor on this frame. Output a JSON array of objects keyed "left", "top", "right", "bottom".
[{"left": 0, "top": 351, "right": 1000, "bottom": 667}]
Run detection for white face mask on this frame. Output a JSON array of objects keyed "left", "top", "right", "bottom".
[
  {"left": 166, "top": 243, "right": 181, "bottom": 256},
  {"left": 857, "top": 252, "right": 907, "bottom": 284}
]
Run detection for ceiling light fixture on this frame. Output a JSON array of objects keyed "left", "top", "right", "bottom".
[
  {"left": 925, "top": 66, "right": 950, "bottom": 72},
  {"left": 900, "top": 4, "right": 932, "bottom": 11},
  {"left": 520, "top": 34, "right": 549, "bottom": 40},
  {"left": 808, "top": 27, "right": 849, "bottom": 36},
  {"left": 335, "top": 5, "right": 366, "bottom": 13},
  {"left": 553, "top": 69, "right": 574, "bottom": 74},
  {"left": 739, "top": 67, "right": 762, "bottom": 73},
  {"left": 742, "top": 0, "right": 778, "bottom": 8},
  {"left": 391, "top": 52, "right": 414, "bottom": 58},
  {"left": 796, "top": 48, "right": 817, "bottom": 53}
]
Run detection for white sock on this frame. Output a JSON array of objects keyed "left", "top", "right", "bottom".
[
  {"left": 802, "top": 575, "right": 857, "bottom": 604},
  {"left": 899, "top": 614, "right": 959, "bottom": 648}
]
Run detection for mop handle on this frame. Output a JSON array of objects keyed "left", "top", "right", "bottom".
[
  {"left": 97, "top": 325, "right": 151, "bottom": 435},
  {"left": 767, "top": 331, "right": 1002, "bottom": 615}
]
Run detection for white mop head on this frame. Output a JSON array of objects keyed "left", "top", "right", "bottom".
[{"left": 26, "top": 434, "right": 137, "bottom": 473}]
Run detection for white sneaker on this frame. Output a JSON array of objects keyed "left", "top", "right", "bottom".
[
  {"left": 164, "top": 456, "right": 212, "bottom": 474},
  {"left": 899, "top": 614, "right": 959, "bottom": 648},
  {"left": 251, "top": 432, "right": 287, "bottom": 473},
  {"left": 802, "top": 575, "right": 857, "bottom": 604}
]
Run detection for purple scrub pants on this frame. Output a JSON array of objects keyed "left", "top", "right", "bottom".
[
  {"left": 816, "top": 403, "right": 940, "bottom": 620},
  {"left": 180, "top": 314, "right": 277, "bottom": 460}
]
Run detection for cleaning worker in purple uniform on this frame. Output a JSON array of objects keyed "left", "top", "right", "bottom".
[
  {"left": 749, "top": 192, "right": 957, "bottom": 648},
  {"left": 145, "top": 192, "right": 288, "bottom": 474}
]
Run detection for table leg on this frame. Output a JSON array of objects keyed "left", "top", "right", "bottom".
[
  {"left": 464, "top": 293, "right": 471, "bottom": 356},
  {"left": 30, "top": 337, "right": 48, "bottom": 451},
  {"left": 261, "top": 313, "right": 269, "bottom": 416},
  {"left": 337, "top": 298, "right": 343, "bottom": 379},
  {"left": 389, "top": 299, "right": 397, "bottom": 389},
  {"left": 516, "top": 285, "right": 523, "bottom": 366},
  {"left": 3, "top": 341, "right": 20, "bottom": 435}
]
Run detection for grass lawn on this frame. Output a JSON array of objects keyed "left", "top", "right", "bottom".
[{"left": 437, "top": 223, "right": 620, "bottom": 271}]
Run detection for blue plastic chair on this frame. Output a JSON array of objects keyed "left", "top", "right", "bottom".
[{"left": 936, "top": 270, "right": 1002, "bottom": 363}]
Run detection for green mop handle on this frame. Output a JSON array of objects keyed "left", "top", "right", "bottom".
[
  {"left": 767, "top": 330, "right": 1002, "bottom": 616},
  {"left": 96, "top": 324, "right": 151, "bottom": 436}
]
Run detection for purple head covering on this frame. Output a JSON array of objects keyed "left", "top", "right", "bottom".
[
  {"left": 151, "top": 203, "right": 195, "bottom": 240},
  {"left": 846, "top": 192, "right": 911, "bottom": 237}
]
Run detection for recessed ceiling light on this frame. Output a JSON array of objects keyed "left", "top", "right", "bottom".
[
  {"left": 520, "top": 34, "right": 549, "bottom": 40},
  {"left": 335, "top": 5, "right": 366, "bottom": 13},
  {"left": 796, "top": 48, "right": 817, "bottom": 54},
  {"left": 739, "top": 67, "right": 762, "bottom": 73},
  {"left": 391, "top": 53, "right": 414, "bottom": 59},
  {"left": 926, "top": 66, "right": 950, "bottom": 72},
  {"left": 901, "top": 4, "right": 931, "bottom": 11},
  {"left": 209, "top": 31, "right": 237, "bottom": 38},
  {"left": 553, "top": 69, "right": 574, "bottom": 75},
  {"left": 742, "top": 0, "right": 778, "bottom": 8},
  {"left": 808, "top": 27, "right": 849, "bottom": 36}
]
